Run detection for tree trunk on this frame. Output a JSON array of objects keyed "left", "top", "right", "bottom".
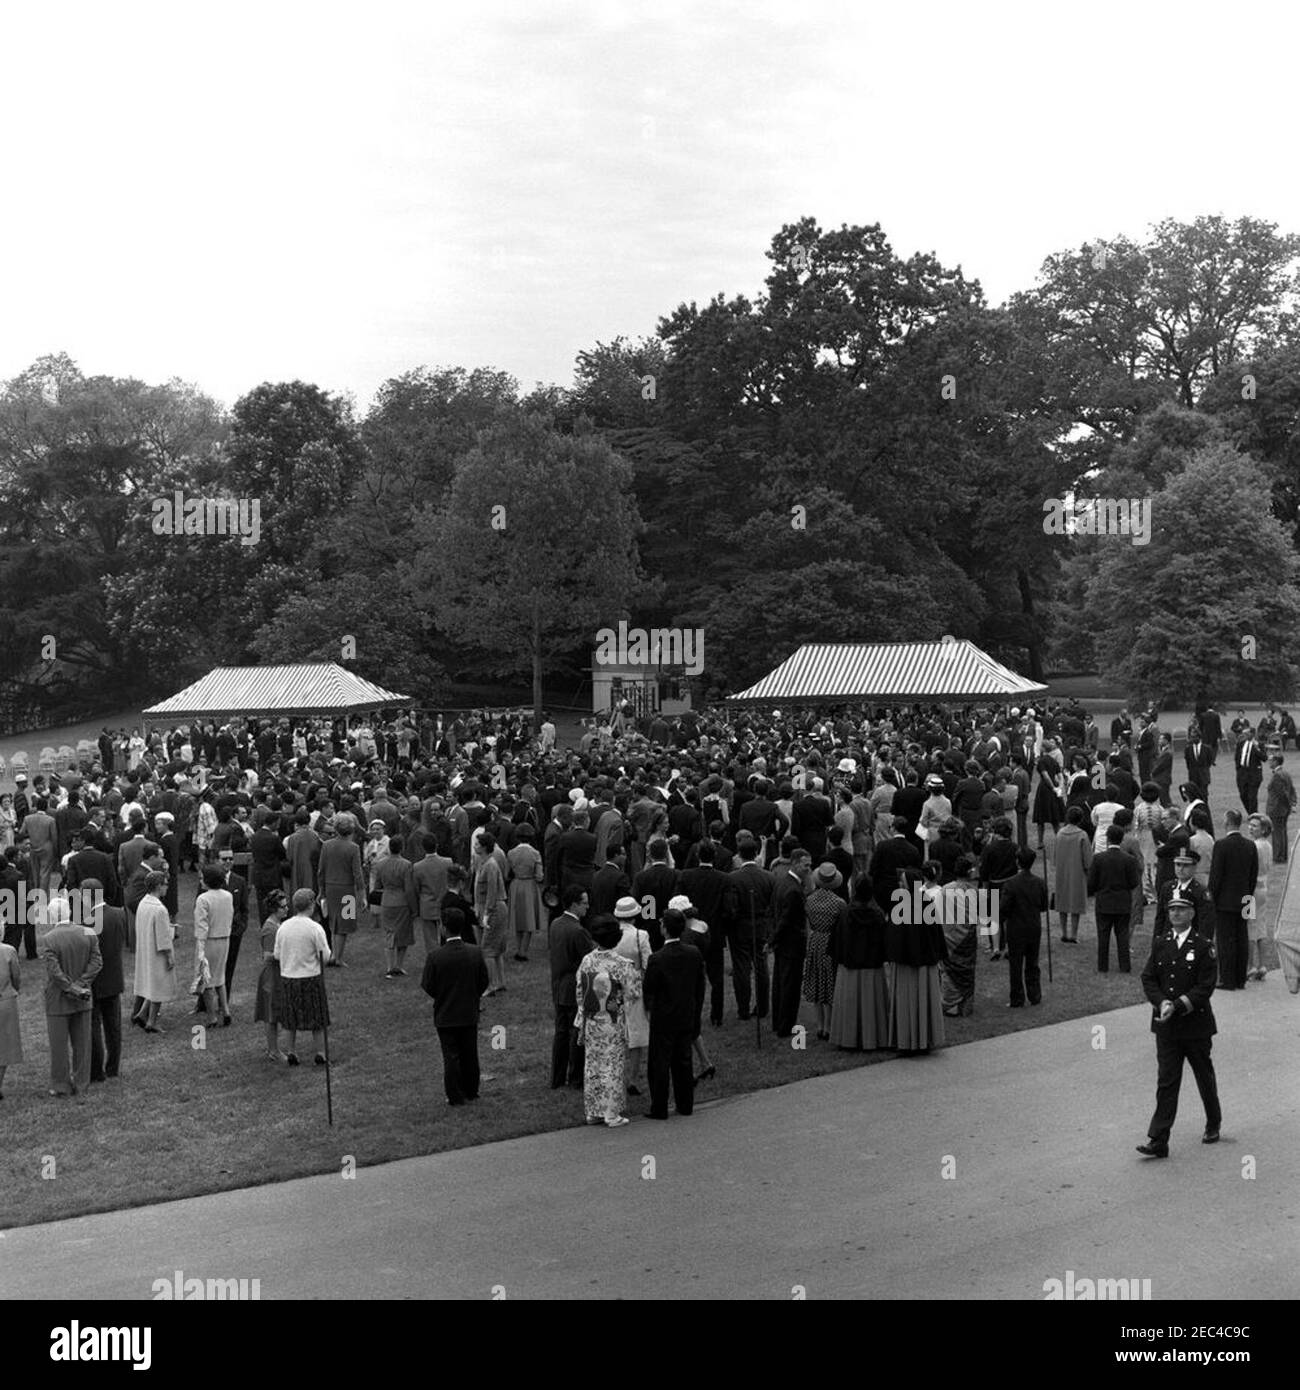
[
  {"left": 532, "top": 610, "right": 544, "bottom": 729},
  {"left": 1017, "top": 566, "right": 1044, "bottom": 680}
]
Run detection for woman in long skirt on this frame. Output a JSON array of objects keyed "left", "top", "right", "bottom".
[
  {"left": 828, "top": 877, "right": 889, "bottom": 1049},
  {"left": 254, "top": 889, "right": 288, "bottom": 1060},
  {"left": 575, "top": 916, "right": 642, "bottom": 1126},
  {"left": 0, "top": 939, "right": 22, "bottom": 1098},
  {"left": 939, "top": 856, "right": 979, "bottom": 1017},
  {"left": 613, "top": 907, "right": 651, "bottom": 1094},
  {"left": 884, "top": 868, "right": 947, "bottom": 1054}
]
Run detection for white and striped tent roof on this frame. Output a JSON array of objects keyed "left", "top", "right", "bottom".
[
  {"left": 142, "top": 663, "right": 410, "bottom": 722},
  {"left": 728, "top": 640, "right": 1046, "bottom": 705}
]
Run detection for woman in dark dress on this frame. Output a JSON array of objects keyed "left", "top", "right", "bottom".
[
  {"left": 254, "top": 889, "right": 287, "bottom": 1060},
  {"left": 828, "top": 876, "right": 890, "bottom": 1049},
  {"left": 884, "top": 867, "right": 948, "bottom": 1055}
]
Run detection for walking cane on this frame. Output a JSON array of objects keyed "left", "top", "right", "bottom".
[
  {"left": 749, "top": 883, "right": 761, "bottom": 1050},
  {"left": 1040, "top": 823, "right": 1053, "bottom": 984},
  {"left": 323, "top": 1014, "right": 334, "bottom": 1126}
]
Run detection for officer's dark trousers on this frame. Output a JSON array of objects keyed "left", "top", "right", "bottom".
[
  {"left": 704, "top": 934, "right": 726, "bottom": 1024},
  {"left": 729, "top": 929, "right": 769, "bottom": 1018},
  {"left": 1148, "top": 1032, "right": 1220, "bottom": 1143},
  {"left": 1236, "top": 774, "right": 1260, "bottom": 815},
  {"left": 1007, "top": 925, "right": 1042, "bottom": 1006},
  {"left": 551, "top": 1004, "right": 583, "bottom": 1088},
  {"left": 1096, "top": 912, "right": 1131, "bottom": 972},
  {"left": 1215, "top": 911, "right": 1249, "bottom": 989},
  {"left": 647, "top": 1026, "right": 694, "bottom": 1117},
  {"left": 771, "top": 948, "right": 805, "bottom": 1035},
  {"left": 1272, "top": 815, "right": 1289, "bottom": 864}
]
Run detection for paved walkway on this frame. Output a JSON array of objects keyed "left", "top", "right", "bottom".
[{"left": 3, "top": 986, "right": 1297, "bottom": 1300}]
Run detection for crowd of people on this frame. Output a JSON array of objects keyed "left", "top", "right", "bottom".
[{"left": 1, "top": 697, "right": 1297, "bottom": 1122}]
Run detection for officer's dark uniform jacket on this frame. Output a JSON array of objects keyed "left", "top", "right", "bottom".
[
  {"left": 1152, "top": 877, "right": 1213, "bottom": 939},
  {"left": 1140, "top": 924, "right": 1218, "bottom": 1037}
]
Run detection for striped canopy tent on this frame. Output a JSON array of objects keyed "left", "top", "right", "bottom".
[
  {"left": 727, "top": 640, "right": 1047, "bottom": 706},
  {"left": 142, "top": 662, "right": 410, "bottom": 727}
]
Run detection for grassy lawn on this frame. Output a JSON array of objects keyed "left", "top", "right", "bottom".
[{"left": 0, "top": 752, "right": 1285, "bottom": 1230}]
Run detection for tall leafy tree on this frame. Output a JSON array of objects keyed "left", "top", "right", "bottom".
[{"left": 406, "top": 414, "right": 648, "bottom": 721}]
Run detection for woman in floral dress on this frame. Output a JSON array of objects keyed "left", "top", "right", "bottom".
[{"left": 575, "top": 915, "right": 643, "bottom": 1127}]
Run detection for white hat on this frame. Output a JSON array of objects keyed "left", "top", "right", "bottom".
[
  {"left": 837, "top": 757, "right": 856, "bottom": 773},
  {"left": 1010, "top": 707, "right": 1021, "bottom": 717},
  {"left": 667, "top": 894, "right": 696, "bottom": 914},
  {"left": 613, "top": 896, "right": 641, "bottom": 920}
]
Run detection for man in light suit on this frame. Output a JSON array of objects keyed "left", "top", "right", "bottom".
[
  {"left": 1207, "top": 809, "right": 1257, "bottom": 990},
  {"left": 1233, "top": 726, "right": 1265, "bottom": 815},
  {"left": 22, "top": 797, "right": 59, "bottom": 892},
  {"left": 41, "top": 898, "right": 102, "bottom": 1096},
  {"left": 412, "top": 832, "right": 454, "bottom": 955},
  {"left": 420, "top": 908, "right": 489, "bottom": 1106}
]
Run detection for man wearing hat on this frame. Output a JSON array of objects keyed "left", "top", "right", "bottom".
[
  {"left": 1136, "top": 895, "right": 1221, "bottom": 1157},
  {"left": 1153, "top": 851, "right": 1212, "bottom": 939}
]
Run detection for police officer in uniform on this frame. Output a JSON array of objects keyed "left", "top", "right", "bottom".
[
  {"left": 1136, "top": 896, "right": 1221, "bottom": 1157},
  {"left": 1152, "top": 850, "right": 1213, "bottom": 939}
]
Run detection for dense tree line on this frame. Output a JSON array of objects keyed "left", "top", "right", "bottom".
[{"left": 2, "top": 213, "right": 1299, "bottom": 722}]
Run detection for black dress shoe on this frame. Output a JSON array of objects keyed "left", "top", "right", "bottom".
[
  {"left": 1135, "top": 1141, "right": 1169, "bottom": 1158},
  {"left": 1202, "top": 1128, "right": 1220, "bottom": 1144}
]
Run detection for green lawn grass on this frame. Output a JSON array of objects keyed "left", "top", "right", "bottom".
[{"left": 0, "top": 753, "right": 1284, "bottom": 1230}]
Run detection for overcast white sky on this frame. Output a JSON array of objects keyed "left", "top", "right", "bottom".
[{"left": 3, "top": 0, "right": 1296, "bottom": 412}]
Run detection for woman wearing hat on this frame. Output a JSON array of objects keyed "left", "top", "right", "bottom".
[
  {"left": 506, "top": 823, "right": 545, "bottom": 962},
  {"left": 803, "top": 862, "right": 847, "bottom": 1039},
  {"left": 919, "top": 776, "right": 952, "bottom": 857},
  {"left": 575, "top": 914, "right": 643, "bottom": 1126},
  {"left": 613, "top": 896, "right": 652, "bottom": 1094}
]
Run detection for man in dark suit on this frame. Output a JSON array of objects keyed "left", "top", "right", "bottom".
[
  {"left": 770, "top": 848, "right": 810, "bottom": 1037},
  {"left": 557, "top": 809, "right": 598, "bottom": 897},
  {"left": 1135, "top": 717, "right": 1155, "bottom": 785},
  {"left": 1233, "top": 726, "right": 1265, "bottom": 815},
  {"left": 870, "top": 816, "right": 923, "bottom": 916},
  {"left": 727, "top": 832, "right": 774, "bottom": 1020},
  {"left": 791, "top": 781, "right": 832, "bottom": 860},
  {"left": 1199, "top": 704, "right": 1223, "bottom": 765},
  {"left": 891, "top": 772, "right": 927, "bottom": 846},
  {"left": 64, "top": 831, "right": 120, "bottom": 908},
  {"left": 1184, "top": 731, "right": 1213, "bottom": 799},
  {"left": 1088, "top": 823, "right": 1142, "bottom": 972},
  {"left": 1207, "top": 810, "right": 1257, "bottom": 990},
  {"left": 678, "top": 842, "right": 737, "bottom": 1027},
  {"left": 548, "top": 886, "right": 592, "bottom": 1089},
  {"left": 420, "top": 908, "right": 489, "bottom": 1105},
  {"left": 1000, "top": 847, "right": 1049, "bottom": 1006},
  {"left": 83, "top": 879, "right": 127, "bottom": 1083},
  {"left": 643, "top": 908, "right": 706, "bottom": 1119},
  {"left": 1136, "top": 896, "right": 1221, "bottom": 1157},
  {"left": 41, "top": 901, "right": 102, "bottom": 1096},
  {"left": 589, "top": 845, "right": 631, "bottom": 918},
  {"left": 630, "top": 838, "right": 677, "bottom": 951}
]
